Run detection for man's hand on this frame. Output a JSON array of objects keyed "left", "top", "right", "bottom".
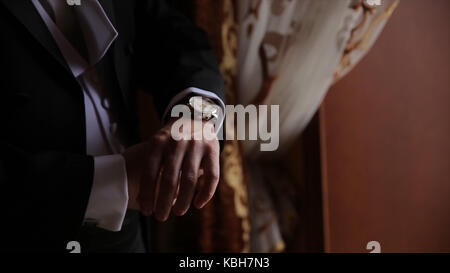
[{"left": 122, "top": 118, "right": 220, "bottom": 222}]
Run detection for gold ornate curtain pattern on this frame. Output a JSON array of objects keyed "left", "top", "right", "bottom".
[
  {"left": 335, "top": 0, "right": 400, "bottom": 81},
  {"left": 147, "top": 0, "right": 398, "bottom": 253}
]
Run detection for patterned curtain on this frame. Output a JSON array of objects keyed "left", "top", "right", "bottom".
[{"left": 236, "top": 0, "right": 399, "bottom": 252}]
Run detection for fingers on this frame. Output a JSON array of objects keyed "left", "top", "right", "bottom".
[
  {"left": 172, "top": 141, "right": 203, "bottom": 216},
  {"left": 138, "top": 135, "right": 164, "bottom": 216},
  {"left": 194, "top": 141, "right": 220, "bottom": 209},
  {"left": 154, "top": 139, "right": 187, "bottom": 222},
  {"left": 140, "top": 119, "right": 221, "bottom": 221}
]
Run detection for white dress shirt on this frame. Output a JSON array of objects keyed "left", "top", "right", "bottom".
[{"left": 32, "top": 0, "right": 225, "bottom": 232}]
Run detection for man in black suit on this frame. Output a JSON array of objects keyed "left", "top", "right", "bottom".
[{"left": 0, "top": 0, "right": 225, "bottom": 252}]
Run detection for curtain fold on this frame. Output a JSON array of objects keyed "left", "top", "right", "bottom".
[
  {"left": 236, "top": 0, "right": 399, "bottom": 252},
  {"left": 237, "top": 0, "right": 399, "bottom": 156}
]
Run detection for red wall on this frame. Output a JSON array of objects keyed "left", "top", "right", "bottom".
[{"left": 321, "top": 0, "right": 450, "bottom": 252}]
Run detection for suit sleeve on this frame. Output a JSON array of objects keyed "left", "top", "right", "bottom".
[
  {"left": 0, "top": 142, "right": 94, "bottom": 252},
  {"left": 134, "top": 0, "right": 226, "bottom": 117}
]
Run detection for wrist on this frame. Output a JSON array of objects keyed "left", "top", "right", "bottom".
[{"left": 122, "top": 143, "right": 148, "bottom": 210}]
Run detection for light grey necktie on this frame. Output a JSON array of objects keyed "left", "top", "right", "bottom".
[{"left": 40, "top": 0, "right": 89, "bottom": 60}]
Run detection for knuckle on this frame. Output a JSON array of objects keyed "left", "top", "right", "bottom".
[
  {"left": 210, "top": 173, "right": 220, "bottom": 182},
  {"left": 206, "top": 170, "right": 220, "bottom": 182},
  {"left": 205, "top": 140, "right": 219, "bottom": 153},
  {"left": 153, "top": 134, "right": 166, "bottom": 144},
  {"left": 183, "top": 172, "right": 198, "bottom": 185}
]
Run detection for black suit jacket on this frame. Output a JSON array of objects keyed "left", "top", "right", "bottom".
[{"left": 0, "top": 0, "right": 224, "bottom": 252}]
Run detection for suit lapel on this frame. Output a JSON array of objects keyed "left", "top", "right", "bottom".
[
  {"left": 1, "top": 0, "right": 119, "bottom": 75},
  {"left": 98, "top": 0, "right": 130, "bottom": 107},
  {"left": 1, "top": 0, "right": 70, "bottom": 72}
]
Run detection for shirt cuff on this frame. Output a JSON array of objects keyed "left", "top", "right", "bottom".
[
  {"left": 84, "top": 155, "right": 129, "bottom": 232},
  {"left": 162, "top": 87, "right": 226, "bottom": 131}
]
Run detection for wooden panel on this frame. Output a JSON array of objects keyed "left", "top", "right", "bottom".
[{"left": 321, "top": 0, "right": 450, "bottom": 252}]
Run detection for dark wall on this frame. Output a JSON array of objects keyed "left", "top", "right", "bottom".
[{"left": 321, "top": 0, "right": 450, "bottom": 252}]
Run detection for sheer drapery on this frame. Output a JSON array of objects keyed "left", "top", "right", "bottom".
[{"left": 237, "top": 0, "right": 399, "bottom": 155}]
